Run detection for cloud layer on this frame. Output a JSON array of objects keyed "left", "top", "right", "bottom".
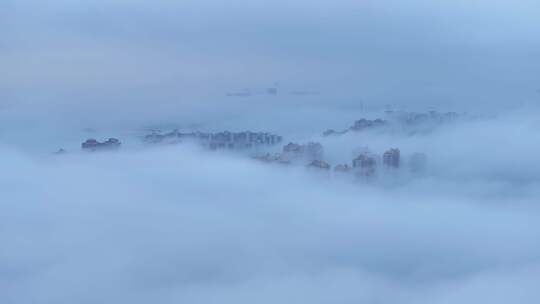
[
  {"left": 2, "top": 110, "right": 540, "bottom": 303},
  {"left": 3, "top": 0, "right": 540, "bottom": 116},
  {"left": 2, "top": 0, "right": 540, "bottom": 303}
]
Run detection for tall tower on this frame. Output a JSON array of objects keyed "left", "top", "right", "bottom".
[{"left": 383, "top": 148, "right": 400, "bottom": 168}]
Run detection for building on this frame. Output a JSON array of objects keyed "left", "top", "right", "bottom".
[
  {"left": 283, "top": 142, "right": 303, "bottom": 153},
  {"left": 267, "top": 87, "right": 278, "bottom": 96},
  {"left": 282, "top": 142, "right": 324, "bottom": 161},
  {"left": 81, "top": 138, "right": 121, "bottom": 151},
  {"left": 350, "top": 118, "right": 387, "bottom": 131},
  {"left": 307, "top": 160, "right": 331, "bottom": 170},
  {"left": 305, "top": 142, "right": 323, "bottom": 160},
  {"left": 144, "top": 130, "right": 282, "bottom": 150},
  {"left": 353, "top": 152, "right": 377, "bottom": 177},
  {"left": 334, "top": 164, "right": 352, "bottom": 173},
  {"left": 383, "top": 148, "right": 400, "bottom": 168}
]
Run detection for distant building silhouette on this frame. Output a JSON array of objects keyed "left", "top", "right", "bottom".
[
  {"left": 144, "top": 130, "right": 282, "bottom": 150},
  {"left": 81, "top": 138, "right": 121, "bottom": 151},
  {"left": 353, "top": 152, "right": 377, "bottom": 177},
  {"left": 307, "top": 160, "right": 331, "bottom": 170},
  {"left": 267, "top": 87, "right": 278, "bottom": 96},
  {"left": 383, "top": 148, "right": 400, "bottom": 168}
]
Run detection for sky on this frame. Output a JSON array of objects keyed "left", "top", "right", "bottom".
[
  {"left": 1, "top": 1, "right": 540, "bottom": 303},
  {"left": 2, "top": 0, "right": 540, "bottom": 126}
]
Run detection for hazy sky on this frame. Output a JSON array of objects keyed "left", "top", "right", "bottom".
[{"left": 2, "top": 0, "right": 540, "bottom": 127}]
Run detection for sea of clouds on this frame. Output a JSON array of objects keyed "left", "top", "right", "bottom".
[
  {"left": 1, "top": 108, "right": 539, "bottom": 304},
  {"left": 2, "top": 0, "right": 540, "bottom": 302}
]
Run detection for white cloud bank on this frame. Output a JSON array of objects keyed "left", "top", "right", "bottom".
[
  {"left": 2, "top": 0, "right": 540, "bottom": 302},
  {"left": 1, "top": 110, "right": 540, "bottom": 303}
]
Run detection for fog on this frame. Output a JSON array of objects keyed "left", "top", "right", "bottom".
[
  {"left": 3, "top": 0, "right": 540, "bottom": 118},
  {"left": 2, "top": 117, "right": 540, "bottom": 303},
  {"left": 2, "top": 0, "right": 540, "bottom": 303}
]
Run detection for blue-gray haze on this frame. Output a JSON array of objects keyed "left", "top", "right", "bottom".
[{"left": 1, "top": 0, "right": 540, "bottom": 303}]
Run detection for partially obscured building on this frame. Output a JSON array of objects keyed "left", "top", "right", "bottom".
[
  {"left": 307, "top": 160, "right": 331, "bottom": 170},
  {"left": 334, "top": 164, "right": 352, "bottom": 173},
  {"left": 350, "top": 118, "right": 387, "bottom": 131},
  {"left": 144, "top": 130, "right": 282, "bottom": 150},
  {"left": 282, "top": 142, "right": 323, "bottom": 161},
  {"left": 353, "top": 152, "right": 377, "bottom": 177},
  {"left": 81, "top": 138, "right": 121, "bottom": 151},
  {"left": 267, "top": 87, "right": 278, "bottom": 96},
  {"left": 383, "top": 148, "right": 400, "bottom": 168}
]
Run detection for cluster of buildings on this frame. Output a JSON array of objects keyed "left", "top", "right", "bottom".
[
  {"left": 323, "top": 111, "right": 464, "bottom": 137},
  {"left": 74, "top": 132, "right": 427, "bottom": 180},
  {"left": 385, "top": 110, "right": 460, "bottom": 125},
  {"left": 254, "top": 142, "right": 427, "bottom": 180},
  {"left": 348, "top": 150, "right": 426, "bottom": 178},
  {"left": 226, "top": 86, "right": 319, "bottom": 97},
  {"left": 226, "top": 87, "right": 279, "bottom": 97},
  {"left": 68, "top": 112, "right": 431, "bottom": 182},
  {"left": 323, "top": 118, "right": 387, "bottom": 136},
  {"left": 81, "top": 138, "right": 121, "bottom": 151},
  {"left": 282, "top": 142, "right": 324, "bottom": 161},
  {"left": 144, "top": 130, "right": 283, "bottom": 150},
  {"left": 347, "top": 148, "right": 403, "bottom": 178},
  {"left": 350, "top": 118, "right": 387, "bottom": 131},
  {"left": 254, "top": 142, "right": 324, "bottom": 164},
  {"left": 70, "top": 123, "right": 427, "bottom": 183}
]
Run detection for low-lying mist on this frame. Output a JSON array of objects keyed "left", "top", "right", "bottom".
[
  {"left": 3, "top": 0, "right": 540, "bottom": 302},
  {"left": 1, "top": 109, "right": 539, "bottom": 303}
]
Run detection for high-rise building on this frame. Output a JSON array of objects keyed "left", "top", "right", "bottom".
[
  {"left": 353, "top": 152, "right": 377, "bottom": 177},
  {"left": 307, "top": 160, "right": 331, "bottom": 170},
  {"left": 81, "top": 138, "right": 121, "bottom": 151},
  {"left": 282, "top": 142, "right": 323, "bottom": 161},
  {"left": 383, "top": 148, "right": 400, "bottom": 168}
]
